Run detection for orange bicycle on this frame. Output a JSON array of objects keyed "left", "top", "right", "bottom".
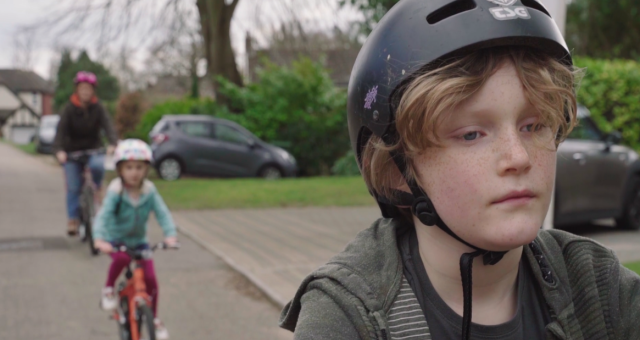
[{"left": 110, "top": 243, "right": 178, "bottom": 340}]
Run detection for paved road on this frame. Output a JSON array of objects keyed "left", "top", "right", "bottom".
[{"left": 0, "top": 144, "right": 292, "bottom": 340}]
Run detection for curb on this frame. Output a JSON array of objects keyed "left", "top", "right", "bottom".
[{"left": 177, "top": 222, "right": 288, "bottom": 308}]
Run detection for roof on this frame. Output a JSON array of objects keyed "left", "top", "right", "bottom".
[
  {"left": 161, "top": 114, "right": 252, "bottom": 134},
  {"left": 0, "top": 69, "right": 54, "bottom": 94}
]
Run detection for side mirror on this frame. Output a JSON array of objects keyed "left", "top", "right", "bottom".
[
  {"left": 609, "top": 131, "right": 623, "bottom": 144},
  {"left": 604, "top": 131, "right": 622, "bottom": 151},
  {"left": 247, "top": 139, "right": 257, "bottom": 149}
]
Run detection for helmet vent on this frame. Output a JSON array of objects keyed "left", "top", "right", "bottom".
[
  {"left": 427, "top": 0, "right": 476, "bottom": 25},
  {"left": 521, "top": 0, "right": 551, "bottom": 17}
]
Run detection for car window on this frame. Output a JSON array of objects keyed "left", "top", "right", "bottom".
[
  {"left": 41, "top": 119, "right": 59, "bottom": 129},
  {"left": 568, "top": 119, "right": 602, "bottom": 141},
  {"left": 150, "top": 120, "right": 168, "bottom": 135},
  {"left": 178, "top": 121, "right": 212, "bottom": 138},
  {"left": 215, "top": 124, "right": 251, "bottom": 145}
]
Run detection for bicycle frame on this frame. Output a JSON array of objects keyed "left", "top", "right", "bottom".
[
  {"left": 110, "top": 243, "right": 178, "bottom": 340},
  {"left": 114, "top": 258, "right": 153, "bottom": 340}
]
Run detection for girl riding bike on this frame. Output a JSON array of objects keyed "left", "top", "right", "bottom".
[
  {"left": 93, "top": 139, "right": 178, "bottom": 340},
  {"left": 53, "top": 71, "right": 118, "bottom": 236}
]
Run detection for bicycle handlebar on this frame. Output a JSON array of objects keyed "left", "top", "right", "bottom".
[
  {"left": 109, "top": 242, "right": 180, "bottom": 259},
  {"left": 67, "top": 148, "right": 106, "bottom": 161}
]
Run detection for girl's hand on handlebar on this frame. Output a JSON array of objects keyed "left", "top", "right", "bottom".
[
  {"left": 95, "top": 239, "right": 114, "bottom": 254},
  {"left": 164, "top": 236, "right": 178, "bottom": 248},
  {"left": 56, "top": 151, "right": 67, "bottom": 164}
]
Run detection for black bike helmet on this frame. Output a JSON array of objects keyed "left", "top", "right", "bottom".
[{"left": 347, "top": 1, "right": 571, "bottom": 338}]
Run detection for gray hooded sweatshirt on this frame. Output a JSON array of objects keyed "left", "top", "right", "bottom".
[{"left": 280, "top": 218, "right": 640, "bottom": 339}]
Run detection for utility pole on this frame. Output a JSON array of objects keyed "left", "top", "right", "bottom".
[
  {"left": 538, "top": 0, "right": 567, "bottom": 230},
  {"left": 538, "top": 0, "right": 567, "bottom": 35}
]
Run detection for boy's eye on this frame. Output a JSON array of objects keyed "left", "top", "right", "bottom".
[
  {"left": 462, "top": 131, "right": 480, "bottom": 141},
  {"left": 523, "top": 123, "right": 543, "bottom": 132}
]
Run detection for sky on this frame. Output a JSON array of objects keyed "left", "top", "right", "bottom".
[{"left": 0, "top": 0, "right": 362, "bottom": 81}]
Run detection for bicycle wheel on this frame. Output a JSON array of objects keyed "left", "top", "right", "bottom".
[
  {"left": 81, "top": 184, "right": 98, "bottom": 255},
  {"left": 118, "top": 296, "right": 132, "bottom": 340},
  {"left": 136, "top": 305, "right": 156, "bottom": 340}
]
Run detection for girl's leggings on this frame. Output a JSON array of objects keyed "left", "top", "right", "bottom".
[{"left": 106, "top": 252, "right": 159, "bottom": 317}]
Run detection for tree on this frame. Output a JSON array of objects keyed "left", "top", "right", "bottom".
[
  {"left": 21, "top": 0, "right": 242, "bottom": 101},
  {"left": 115, "top": 92, "right": 147, "bottom": 138},
  {"left": 197, "top": 0, "right": 243, "bottom": 101},
  {"left": 566, "top": 0, "right": 640, "bottom": 60},
  {"left": 339, "top": 0, "right": 400, "bottom": 33},
  {"left": 54, "top": 50, "right": 120, "bottom": 110}
]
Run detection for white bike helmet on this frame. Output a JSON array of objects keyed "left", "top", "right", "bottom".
[{"left": 114, "top": 139, "right": 153, "bottom": 165}]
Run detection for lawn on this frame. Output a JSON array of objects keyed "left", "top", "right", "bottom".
[
  {"left": 6, "top": 141, "right": 37, "bottom": 155},
  {"left": 624, "top": 261, "right": 640, "bottom": 276},
  {"left": 105, "top": 171, "right": 375, "bottom": 210}
]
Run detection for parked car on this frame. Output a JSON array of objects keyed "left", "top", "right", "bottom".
[
  {"left": 35, "top": 115, "right": 60, "bottom": 154},
  {"left": 149, "top": 115, "right": 297, "bottom": 180},
  {"left": 555, "top": 105, "right": 640, "bottom": 230}
]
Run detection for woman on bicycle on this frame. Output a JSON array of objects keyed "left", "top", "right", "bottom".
[
  {"left": 53, "top": 71, "right": 118, "bottom": 236},
  {"left": 93, "top": 139, "right": 177, "bottom": 340}
]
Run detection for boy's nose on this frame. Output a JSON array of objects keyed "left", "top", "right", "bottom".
[{"left": 497, "top": 132, "right": 531, "bottom": 176}]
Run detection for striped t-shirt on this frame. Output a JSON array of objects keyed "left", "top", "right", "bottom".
[{"left": 387, "top": 277, "right": 431, "bottom": 340}]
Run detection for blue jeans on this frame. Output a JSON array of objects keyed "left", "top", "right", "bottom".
[{"left": 64, "top": 154, "right": 105, "bottom": 220}]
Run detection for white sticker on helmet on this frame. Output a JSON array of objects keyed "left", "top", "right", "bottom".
[
  {"left": 489, "top": 6, "right": 531, "bottom": 20},
  {"left": 487, "top": 0, "right": 517, "bottom": 6}
]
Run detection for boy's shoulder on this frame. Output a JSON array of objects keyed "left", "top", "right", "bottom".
[
  {"left": 281, "top": 218, "right": 405, "bottom": 331},
  {"left": 537, "top": 229, "right": 615, "bottom": 260}
]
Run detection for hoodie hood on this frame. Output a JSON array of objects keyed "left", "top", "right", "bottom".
[
  {"left": 280, "top": 218, "right": 405, "bottom": 331},
  {"left": 70, "top": 93, "right": 98, "bottom": 107}
]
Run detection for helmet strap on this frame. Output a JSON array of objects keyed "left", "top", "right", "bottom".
[{"left": 386, "top": 146, "right": 507, "bottom": 340}]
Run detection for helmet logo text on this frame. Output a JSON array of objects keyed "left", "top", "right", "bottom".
[
  {"left": 489, "top": 6, "right": 531, "bottom": 20},
  {"left": 487, "top": 0, "right": 517, "bottom": 6},
  {"left": 364, "top": 86, "right": 378, "bottom": 109}
]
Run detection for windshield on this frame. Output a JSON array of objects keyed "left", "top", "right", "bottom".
[{"left": 41, "top": 117, "right": 59, "bottom": 129}]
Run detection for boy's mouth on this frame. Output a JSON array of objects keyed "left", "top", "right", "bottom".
[{"left": 492, "top": 189, "right": 536, "bottom": 205}]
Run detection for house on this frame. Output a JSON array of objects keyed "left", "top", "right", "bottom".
[
  {"left": 144, "top": 75, "right": 215, "bottom": 105},
  {"left": 0, "top": 69, "right": 54, "bottom": 144},
  {"left": 245, "top": 31, "right": 361, "bottom": 88}
]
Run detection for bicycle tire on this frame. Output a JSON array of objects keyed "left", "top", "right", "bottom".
[
  {"left": 80, "top": 184, "right": 99, "bottom": 255},
  {"left": 136, "top": 305, "right": 156, "bottom": 340},
  {"left": 118, "top": 296, "right": 132, "bottom": 340}
]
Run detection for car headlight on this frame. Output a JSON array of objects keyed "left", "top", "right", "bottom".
[{"left": 277, "top": 149, "right": 295, "bottom": 164}]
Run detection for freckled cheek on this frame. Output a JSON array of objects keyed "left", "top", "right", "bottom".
[
  {"left": 421, "top": 155, "right": 484, "bottom": 209},
  {"left": 530, "top": 148, "right": 557, "bottom": 189}
]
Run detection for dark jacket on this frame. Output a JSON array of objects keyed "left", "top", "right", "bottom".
[
  {"left": 280, "top": 218, "right": 640, "bottom": 339},
  {"left": 53, "top": 96, "right": 118, "bottom": 153}
]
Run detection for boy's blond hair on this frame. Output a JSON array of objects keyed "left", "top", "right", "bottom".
[{"left": 362, "top": 47, "right": 580, "bottom": 201}]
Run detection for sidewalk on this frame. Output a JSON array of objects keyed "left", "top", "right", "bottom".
[
  {"left": 175, "top": 207, "right": 640, "bottom": 308},
  {"left": 173, "top": 207, "right": 380, "bottom": 307}
]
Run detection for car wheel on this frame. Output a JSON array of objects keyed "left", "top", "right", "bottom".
[
  {"left": 158, "top": 157, "right": 182, "bottom": 181},
  {"left": 616, "top": 180, "right": 640, "bottom": 230},
  {"left": 259, "top": 165, "right": 282, "bottom": 180}
]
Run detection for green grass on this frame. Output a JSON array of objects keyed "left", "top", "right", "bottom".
[
  {"left": 4, "top": 141, "right": 37, "bottom": 155},
  {"left": 105, "top": 172, "right": 375, "bottom": 210},
  {"left": 624, "top": 261, "right": 640, "bottom": 275}
]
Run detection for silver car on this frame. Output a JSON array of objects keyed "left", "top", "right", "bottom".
[
  {"left": 35, "top": 115, "right": 60, "bottom": 154},
  {"left": 149, "top": 115, "right": 298, "bottom": 180},
  {"left": 555, "top": 105, "right": 640, "bottom": 230}
]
